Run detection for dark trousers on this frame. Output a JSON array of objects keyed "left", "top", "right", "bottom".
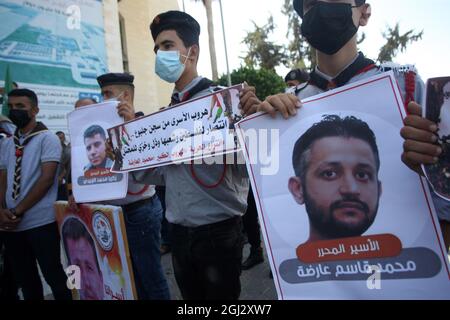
[
  {"left": 156, "top": 186, "right": 171, "bottom": 246},
  {"left": 171, "top": 216, "right": 243, "bottom": 300},
  {"left": 242, "top": 187, "right": 262, "bottom": 249},
  {"left": 2, "top": 222, "right": 72, "bottom": 300},
  {"left": 122, "top": 195, "right": 170, "bottom": 300},
  {"left": 0, "top": 236, "right": 19, "bottom": 300}
]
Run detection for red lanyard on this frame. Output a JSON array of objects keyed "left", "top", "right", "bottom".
[
  {"left": 190, "top": 162, "right": 227, "bottom": 189},
  {"left": 127, "top": 185, "right": 150, "bottom": 196}
]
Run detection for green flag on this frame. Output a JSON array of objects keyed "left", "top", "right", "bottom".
[{"left": 1, "top": 65, "right": 13, "bottom": 116}]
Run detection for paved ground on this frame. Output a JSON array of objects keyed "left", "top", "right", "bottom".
[
  {"left": 42, "top": 241, "right": 277, "bottom": 300},
  {"left": 161, "top": 242, "right": 278, "bottom": 300}
]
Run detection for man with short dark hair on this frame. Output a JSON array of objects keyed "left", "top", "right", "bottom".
[
  {"left": 83, "top": 125, "right": 112, "bottom": 171},
  {"left": 0, "top": 88, "right": 71, "bottom": 300},
  {"left": 62, "top": 217, "right": 104, "bottom": 300},
  {"left": 289, "top": 115, "right": 382, "bottom": 243}
]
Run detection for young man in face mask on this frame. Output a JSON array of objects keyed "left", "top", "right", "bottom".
[
  {"left": 132, "top": 10, "right": 260, "bottom": 300},
  {"left": 0, "top": 89, "right": 71, "bottom": 300},
  {"left": 258, "top": 0, "right": 450, "bottom": 236}
]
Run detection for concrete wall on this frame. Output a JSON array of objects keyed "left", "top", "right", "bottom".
[
  {"left": 103, "top": 0, "right": 124, "bottom": 73},
  {"left": 102, "top": 0, "right": 179, "bottom": 115}
]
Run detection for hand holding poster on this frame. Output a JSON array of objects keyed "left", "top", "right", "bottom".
[
  {"left": 423, "top": 77, "right": 450, "bottom": 201},
  {"left": 68, "top": 101, "right": 128, "bottom": 202},
  {"left": 55, "top": 202, "right": 136, "bottom": 300},
  {"left": 236, "top": 72, "right": 450, "bottom": 299},
  {"left": 108, "top": 85, "right": 244, "bottom": 172}
]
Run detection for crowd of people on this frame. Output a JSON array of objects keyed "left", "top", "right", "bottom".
[{"left": 0, "top": 0, "right": 449, "bottom": 300}]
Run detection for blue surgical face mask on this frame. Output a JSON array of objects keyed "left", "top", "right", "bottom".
[{"left": 155, "top": 48, "right": 191, "bottom": 83}]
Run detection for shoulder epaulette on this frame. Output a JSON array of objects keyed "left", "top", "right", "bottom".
[{"left": 379, "top": 62, "right": 417, "bottom": 74}]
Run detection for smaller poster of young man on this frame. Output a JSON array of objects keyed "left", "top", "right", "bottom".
[{"left": 67, "top": 101, "right": 128, "bottom": 203}]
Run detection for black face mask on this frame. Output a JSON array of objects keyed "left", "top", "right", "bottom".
[
  {"left": 9, "top": 109, "right": 32, "bottom": 129},
  {"left": 301, "top": 2, "right": 359, "bottom": 55}
]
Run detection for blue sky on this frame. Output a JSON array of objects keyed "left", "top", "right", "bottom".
[{"left": 178, "top": 0, "right": 450, "bottom": 82}]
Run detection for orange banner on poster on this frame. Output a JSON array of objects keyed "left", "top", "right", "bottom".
[{"left": 296, "top": 234, "right": 402, "bottom": 263}]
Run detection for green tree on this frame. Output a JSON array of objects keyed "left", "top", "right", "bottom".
[
  {"left": 218, "top": 66, "right": 286, "bottom": 100},
  {"left": 241, "top": 16, "right": 288, "bottom": 71},
  {"left": 194, "top": 0, "right": 219, "bottom": 80},
  {"left": 282, "top": 0, "right": 315, "bottom": 69},
  {"left": 377, "top": 23, "right": 423, "bottom": 63}
]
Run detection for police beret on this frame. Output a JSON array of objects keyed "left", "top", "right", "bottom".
[
  {"left": 150, "top": 10, "right": 200, "bottom": 42},
  {"left": 293, "top": 0, "right": 304, "bottom": 18},
  {"left": 97, "top": 73, "right": 134, "bottom": 88},
  {"left": 285, "top": 69, "right": 310, "bottom": 83}
]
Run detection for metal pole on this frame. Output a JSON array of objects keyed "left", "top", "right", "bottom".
[
  {"left": 182, "top": 0, "right": 186, "bottom": 12},
  {"left": 219, "top": 0, "right": 232, "bottom": 87}
]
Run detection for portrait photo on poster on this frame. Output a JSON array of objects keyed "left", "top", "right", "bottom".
[
  {"left": 55, "top": 202, "right": 137, "bottom": 300},
  {"left": 67, "top": 101, "right": 128, "bottom": 203},
  {"left": 423, "top": 77, "right": 450, "bottom": 201},
  {"left": 261, "top": 112, "right": 417, "bottom": 254},
  {"left": 61, "top": 216, "right": 105, "bottom": 300},
  {"left": 78, "top": 122, "right": 122, "bottom": 185}
]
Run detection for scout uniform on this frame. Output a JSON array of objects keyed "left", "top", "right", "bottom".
[{"left": 134, "top": 11, "right": 249, "bottom": 300}]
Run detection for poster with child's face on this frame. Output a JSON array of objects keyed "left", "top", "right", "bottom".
[{"left": 55, "top": 202, "right": 136, "bottom": 300}]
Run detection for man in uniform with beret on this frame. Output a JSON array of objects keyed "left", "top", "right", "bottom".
[
  {"left": 258, "top": 0, "right": 450, "bottom": 247},
  {"left": 133, "top": 10, "right": 260, "bottom": 300},
  {"left": 69, "top": 72, "right": 170, "bottom": 300},
  {"left": 285, "top": 68, "right": 310, "bottom": 89}
]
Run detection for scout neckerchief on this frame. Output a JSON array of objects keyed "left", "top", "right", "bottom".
[
  {"left": 309, "top": 52, "right": 377, "bottom": 91},
  {"left": 12, "top": 122, "right": 48, "bottom": 200},
  {"left": 170, "top": 78, "right": 215, "bottom": 106},
  {"left": 170, "top": 77, "right": 227, "bottom": 189}
]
